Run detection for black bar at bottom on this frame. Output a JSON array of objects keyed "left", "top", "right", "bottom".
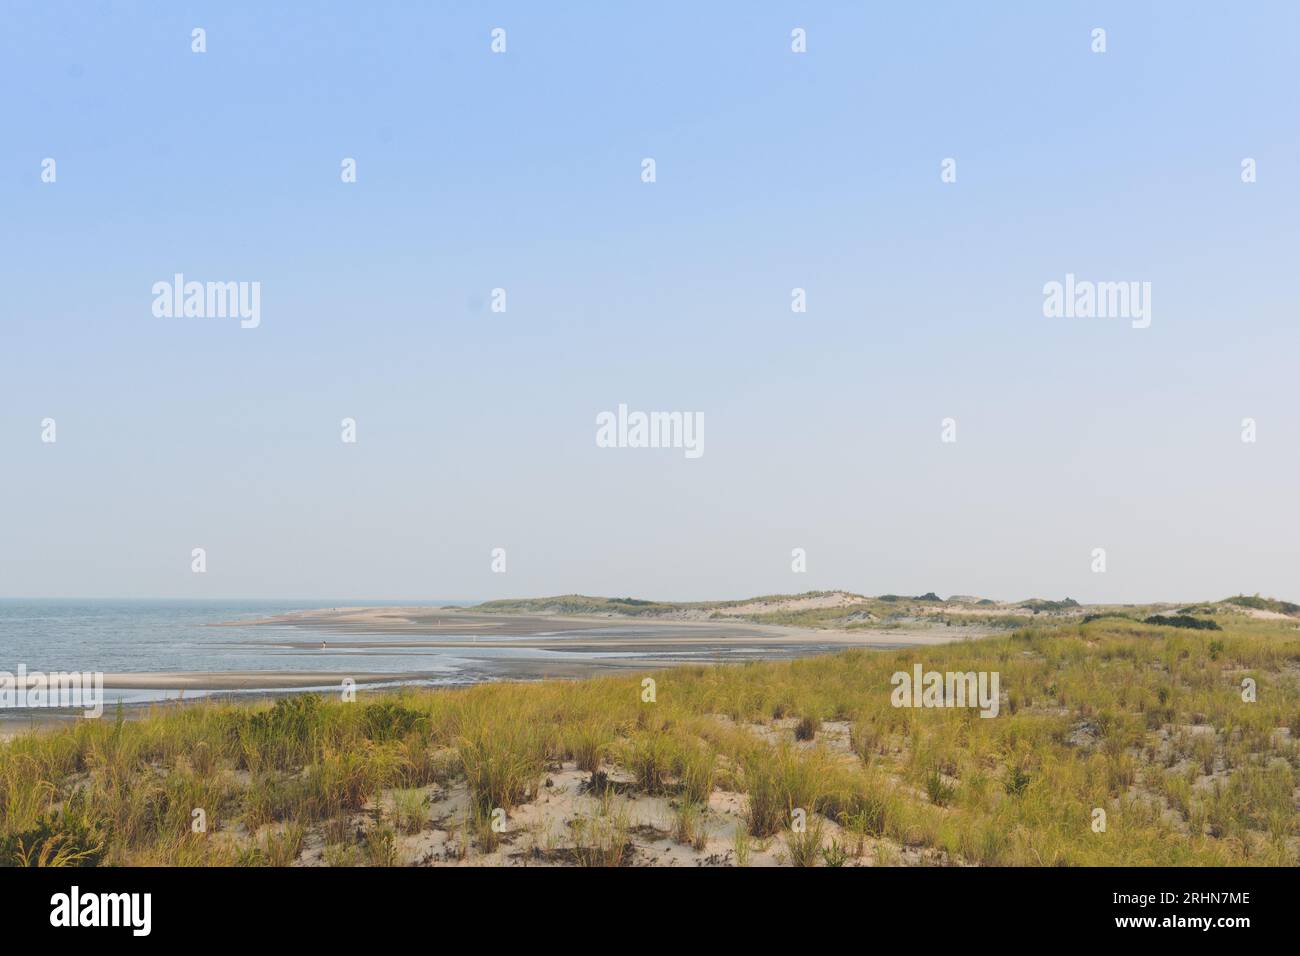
[{"left": 0, "top": 865, "right": 1283, "bottom": 942}]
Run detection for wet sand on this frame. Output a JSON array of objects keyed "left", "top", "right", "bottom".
[
  {"left": 0, "top": 608, "right": 990, "bottom": 732},
  {"left": 204, "top": 605, "right": 983, "bottom": 677},
  {"left": 93, "top": 670, "right": 434, "bottom": 690},
  {"left": 44, "top": 605, "right": 977, "bottom": 695},
  {"left": 218, "top": 605, "right": 974, "bottom": 644}
]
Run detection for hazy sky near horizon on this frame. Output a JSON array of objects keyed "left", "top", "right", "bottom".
[{"left": 2, "top": 2, "right": 1298, "bottom": 604}]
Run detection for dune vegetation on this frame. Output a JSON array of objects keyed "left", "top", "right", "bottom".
[{"left": 1, "top": 614, "right": 1296, "bottom": 866}]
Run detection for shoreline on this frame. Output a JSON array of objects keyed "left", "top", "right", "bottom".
[
  {"left": 0, "top": 607, "right": 989, "bottom": 733},
  {"left": 214, "top": 605, "right": 981, "bottom": 645}
]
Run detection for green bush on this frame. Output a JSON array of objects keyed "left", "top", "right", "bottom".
[
  {"left": 1143, "top": 615, "right": 1221, "bottom": 631},
  {"left": 0, "top": 796, "right": 106, "bottom": 867},
  {"left": 361, "top": 700, "right": 427, "bottom": 741}
]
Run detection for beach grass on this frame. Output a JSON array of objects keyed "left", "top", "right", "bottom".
[{"left": 0, "top": 614, "right": 1296, "bottom": 866}]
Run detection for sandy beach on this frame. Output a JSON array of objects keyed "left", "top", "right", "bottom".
[
  {"left": 198, "top": 605, "right": 980, "bottom": 683},
  {"left": 219, "top": 605, "right": 977, "bottom": 648},
  {"left": 0, "top": 605, "right": 987, "bottom": 731}
]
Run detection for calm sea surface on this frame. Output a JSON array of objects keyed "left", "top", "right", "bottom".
[
  {"left": 0, "top": 600, "right": 859, "bottom": 708},
  {"left": 0, "top": 600, "right": 486, "bottom": 700}
]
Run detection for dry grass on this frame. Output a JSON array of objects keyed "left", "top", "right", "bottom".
[{"left": 1, "top": 615, "right": 1296, "bottom": 866}]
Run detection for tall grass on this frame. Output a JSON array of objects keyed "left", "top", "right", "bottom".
[{"left": 0, "top": 615, "right": 1295, "bottom": 866}]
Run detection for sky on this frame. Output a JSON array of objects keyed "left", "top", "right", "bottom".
[{"left": 2, "top": 1, "right": 1298, "bottom": 603}]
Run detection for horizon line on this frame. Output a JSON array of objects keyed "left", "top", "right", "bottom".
[{"left": 0, "top": 592, "right": 1279, "bottom": 606}]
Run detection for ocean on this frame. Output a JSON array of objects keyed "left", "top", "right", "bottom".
[
  {"left": 0, "top": 598, "right": 816, "bottom": 712},
  {"left": 0, "top": 599, "right": 886, "bottom": 710},
  {"left": 0, "top": 599, "right": 478, "bottom": 704}
]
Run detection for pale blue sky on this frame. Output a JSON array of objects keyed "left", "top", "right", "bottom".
[{"left": 2, "top": 2, "right": 1297, "bottom": 602}]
